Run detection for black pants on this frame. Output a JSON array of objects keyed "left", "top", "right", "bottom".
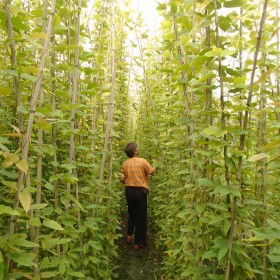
[{"left": 125, "top": 187, "right": 147, "bottom": 246}]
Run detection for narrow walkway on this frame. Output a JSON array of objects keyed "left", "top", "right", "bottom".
[{"left": 115, "top": 210, "right": 163, "bottom": 280}]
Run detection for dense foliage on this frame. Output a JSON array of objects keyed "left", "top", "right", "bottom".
[
  {"left": 0, "top": 0, "right": 280, "bottom": 279},
  {"left": 136, "top": 0, "right": 280, "bottom": 279},
  {"left": 0, "top": 0, "right": 132, "bottom": 278}
]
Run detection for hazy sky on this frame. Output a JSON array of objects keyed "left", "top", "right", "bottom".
[{"left": 130, "top": 0, "right": 162, "bottom": 30}]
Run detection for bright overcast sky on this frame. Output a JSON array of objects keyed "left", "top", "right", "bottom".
[{"left": 130, "top": 0, "right": 162, "bottom": 30}]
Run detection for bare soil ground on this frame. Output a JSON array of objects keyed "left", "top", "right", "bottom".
[{"left": 114, "top": 211, "right": 163, "bottom": 280}]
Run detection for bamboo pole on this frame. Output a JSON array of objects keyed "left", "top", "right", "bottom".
[
  {"left": 74, "top": 0, "right": 82, "bottom": 231},
  {"left": 213, "top": 0, "right": 231, "bottom": 207},
  {"left": 50, "top": 30, "right": 60, "bottom": 257},
  {"left": 98, "top": 0, "right": 116, "bottom": 193},
  {"left": 8, "top": 0, "right": 57, "bottom": 236},
  {"left": 66, "top": 0, "right": 73, "bottom": 208},
  {"left": 272, "top": 0, "right": 280, "bottom": 131},
  {"left": 171, "top": 13, "right": 189, "bottom": 115},
  {"left": 32, "top": 0, "right": 49, "bottom": 274},
  {"left": 239, "top": 8, "right": 244, "bottom": 128},
  {"left": 225, "top": 0, "right": 268, "bottom": 278},
  {"left": 51, "top": 37, "right": 58, "bottom": 209},
  {"left": 134, "top": 22, "right": 158, "bottom": 146},
  {"left": 88, "top": 1, "right": 108, "bottom": 162},
  {"left": 259, "top": 67, "right": 268, "bottom": 280},
  {"left": 203, "top": 8, "right": 214, "bottom": 180},
  {"left": 6, "top": 0, "right": 56, "bottom": 271},
  {"left": 258, "top": 37, "right": 268, "bottom": 280},
  {"left": 4, "top": 0, "right": 23, "bottom": 134}
]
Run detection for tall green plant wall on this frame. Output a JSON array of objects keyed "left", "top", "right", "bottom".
[
  {"left": 0, "top": 0, "right": 133, "bottom": 278},
  {"left": 135, "top": 0, "right": 280, "bottom": 279}
]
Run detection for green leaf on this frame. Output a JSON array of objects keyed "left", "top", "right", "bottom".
[
  {"left": 205, "top": 47, "right": 222, "bottom": 57},
  {"left": 30, "top": 203, "right": 48, "bottom": 210},
  {"left": 89, "top": 256, "right": 100, "bottom": 264},
  {"left": 268, "top": 255, "right": 280, "bottom": 263},
  {"left": 248, "top": 153, "right": 268, "bottom": 162},
  {"left": 157, "top": 3, "right": 166, "bottom": 10},
  {"left": 41, "top": 272, "right": 58, "bottom": 278},
  {"left": 270, "top": 245, "right": 280, "bottom": 255},
  {"left": 213, "top": 185, "right": 230, "bottom": 196},
  {"left": 218, "top": 245, "right": 228, "bottom": 261},
  {"left": 197, "top": 178, "right": 214, "bottom": 187},
  {"left": 2, "top": 69, "right": 18, "bottom": 76},
  {"left": 16, "top": 159, "right": 28, "bottom": 174},
  {"left": 60, "top": 163, "right": 76, "bottom": 170},
  {"left": 181, "top": 270, "right": 193, "bottom": 277},
  {"left": 9, "top": 253, "right": 35, "bottom": 267},
  {"left": 70, "top": 195, "right": 85, "bottom": 212},
  {"left": 225, "top": 156, "right": 236, "bottom": 171},
  {"left": 1, "top": 152, "right": 19, "bottom": 167},
  {"left": 43, "top": 220, "right": 64, "bottom": 231},
  {"left": 20, "top": 73, "right": 38, "bottom": 82},
  {"left": 220, "top": 49, "right": 235, "bottom": 57},
  {"left": 252, "top": 227, "right": 280, "bottom": 240},
  {"left": 208, "top": 216, "right": 225, "bottom": 225},
  {"left": 16, "top": 239, "right": 39, "bottom": 248},
  {"left": 0, "top": 86, "right": 12, "bottom": 96},
  {"left": 205, "top": 47, "right": 235, "bottom": 57},
  {"left": 0, "top": 143, "right": 9, "bottom": 152},
  {"left": 267, "top": 219, "right": 280, "bottom": 230},
  {"left": 197, "top": 73, "right": 216, "bottom": 82},
  {"left": 61, "top": 174, "right": 79, "bottom": 184},
  {"left": 45, "top": 238, "right": 71, "bottom": 250},
  {"left": 223, "top": 219, "right": 231, "bottom": 234},
  {"left": 67, "top": 271, "right": 86, "bottom": 277},
  {"left": 12, "top": 17, "right": 29, "bottom": 31},
  {"left": 202, "top": 126, "right": 227, "bottom": 137},
  {"left": 261, "top": 139, "right": 280, "bottom": 151},
  {"left": 29, "top": 217, "right": 41, "bottom": 227},
  {"left": 256, "top": 68, "right": 274, "bottom": 84},
  {"left": 230, "top": 188, "right": 241, "bottom": 198},
  {"left": 196, "top": 204, "right": 205, "bottom": 215},
  {"left": 0, "top": 205, "right": 21, "bottom": 216},
  {"left": 53, "top": 14, "right": 61, "bottom": 28},
  {"left": 202, "top": 250, "right": 216, "bottom": 260},
  {"left": 224, "top": 0, "right": 244, "bottom": 8},
  {"left": 218, "top": 16, "right": 231, "bottom": 31},
  {"left": 19, "top": 191, "right": 31, "bottom": 213},
  {"left": 30, "top": 9, "right": 43, "bottom": 17},
  {"left": 17, "top": 105, "right": 29, "bottom": 114}
]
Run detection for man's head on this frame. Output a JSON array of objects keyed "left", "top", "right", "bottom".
[{"left": 124, "top": 142, "right": 139, "bottom": 158}]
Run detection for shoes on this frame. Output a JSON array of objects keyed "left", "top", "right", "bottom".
[
  {"left": 126, "top": 236, "right": 133, "bottom": 244},
  {"left": 133, "top": 244, "right": 144, "bottom": 251}
]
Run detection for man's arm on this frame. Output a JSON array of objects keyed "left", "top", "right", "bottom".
[
  {"left": 120, "top": 165, "right": 126, "bottom": 184},
  {"left": 120, "top": 173, "right": 126, "bottom": 184}
]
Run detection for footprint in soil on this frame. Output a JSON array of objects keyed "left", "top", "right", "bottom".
[{"left": 115, "top": 215, "right": 163, "bottom": 280}]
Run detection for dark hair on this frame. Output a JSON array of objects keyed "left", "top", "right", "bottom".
[{"left": 124, "top": 143, "right": 137, "bottom": 158}]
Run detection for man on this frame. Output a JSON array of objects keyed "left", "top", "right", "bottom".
[{"left": 120, "top": 143, "right": 156, "bottom": 250}]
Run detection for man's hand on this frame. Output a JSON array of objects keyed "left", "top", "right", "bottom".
[{"left": 151, "top": 167, "right": 157, "bottom": 176}]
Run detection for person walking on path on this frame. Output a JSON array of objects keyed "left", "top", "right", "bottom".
[{"left": 120, "top": 143, "right": 156, "bottom": 250}]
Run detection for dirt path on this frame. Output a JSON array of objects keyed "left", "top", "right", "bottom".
[{"left": 115, "top": 211, "right": 163, "bottom": 280}]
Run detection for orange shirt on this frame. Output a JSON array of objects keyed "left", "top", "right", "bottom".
[{"left": 121, "top": 157, "right": 155, "bottom": 189}]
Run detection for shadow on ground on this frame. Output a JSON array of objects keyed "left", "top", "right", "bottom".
[{"left": 115, "top": 211, "right": 163, "bottom": 280}]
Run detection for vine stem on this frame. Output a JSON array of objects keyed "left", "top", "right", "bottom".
[{"left": 225, "top": 0, "right": 268, "bottom": 278}]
